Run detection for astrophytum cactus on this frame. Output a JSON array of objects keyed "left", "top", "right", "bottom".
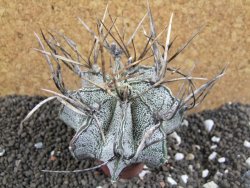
[{"left": 20, "top": 2, "right": 225, "bottom": 182}]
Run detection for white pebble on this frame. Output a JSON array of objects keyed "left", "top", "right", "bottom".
[
  {"left": 210, "top": 145, "right": 217, "bottom": 150},
  {"left": 143, "top": 165, "right": 149, "bottom": 169},
  {"left": 214, "top": 171, "right": 223, "bottom": 179},
  {"left": 218, "top": 157, "right": 226, "bottom": 163},
  {"left": 224, "top": 169, "right": 229, "bottom": 174},
  {"left": 203, "top": 181, "right": 219, "bottom": 188},
  {"left": 167, "top": 177, "right": 177, "bottom": 185},
  {"left": 34, "top": 142, "right": 43, "bottom": 149},
  {"left": 193, "top": 144, "right": 201, "bottom": 150},
  {"left": 211, "top": 136, "right": 220, "bottom": 143},
  {"left": 246, "top": 157, "right": 250, "bottom": 168},
  {"left": 175, "top": 153, "right": 184, "bottom": 161},
  {"left": 169, "top": 131, "right": 181, "bottom": 146},
  {"left": 180, "top": 174, "right": 188, "bottom": 184},
  {"left": 244, "top": 140, "right": 250, "bottom": 148},
  {"left": 204, "top": 119, "right": 214, "bottom": 132},
  {"left": 182, "top": 119, "right": 189, "bottom": 127},
  {"left": 186, "top": 153, "right": 195, "bottom": 160},
  {"left": 96, "top": 186, "right": 102, "bottom": 188},
  {"left": 0, "top": 147, "right": 5, "bottom": 157},
  {"left": 188, "top": 165, "right": 194, "bottom": 172},
  {"left": 202, "top": 169, "right": 209, "bottom": 178},
  {"left": 138, "top": 170, "right": 151, "bottom": 180},
  {"left": 50, "top": 150, "right": 55, "bottom": 156},
  {"left": 208, "top": 152, "right": 217, "bottom": 160}
]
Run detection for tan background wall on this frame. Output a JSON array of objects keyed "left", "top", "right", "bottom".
[{"left": 0, "top": 0, "right": 249, "bottom": 112}]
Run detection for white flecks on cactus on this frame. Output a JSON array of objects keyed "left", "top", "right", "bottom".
[
  {"left": 180, "top": 174, "right": 189, "bottom": 184},
  {"left": 243, "top": 140, "right": 250, "bottom": 148},
  {"left": 203, "top": 181, "right": 219, "bottom": 188},
  {"left": 175, "top": 153, "right": 184, "bottom": 161},
  {"left": 218, "top": 157, "right": 226, "bottom": 163},
  {"left": 167, "top": 177, "right": 177, "bottom": 185},
  {"left": 169, "top": 131, "right": 181, "bottom": 146},
  {"left": 211, "top": 136, "right": 220, "bottom": 143},
  {"left": 208, "top": 152, "right": 217, "bottom": 160},
  {"left": 34, "top": 142, "right": 43, "bottom": 149},
  {"left": 202, "top": 169, "right": 209, "bottom": 178},
  {"left": 203, "top": 119, "right": 214, "bottom": 132}
]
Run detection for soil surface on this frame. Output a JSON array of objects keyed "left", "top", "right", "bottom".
[{"left": 0, "top": 95, "right": 250, "bottom": 187}]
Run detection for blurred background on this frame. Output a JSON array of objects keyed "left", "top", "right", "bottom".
[{"left": 0, "top": 0, "right": 249, "bottom": 112}]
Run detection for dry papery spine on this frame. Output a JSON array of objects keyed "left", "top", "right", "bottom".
[{"left": 19, "top": 1, "right": 226, "bottom": 176}]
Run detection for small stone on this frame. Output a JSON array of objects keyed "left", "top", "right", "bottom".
[
  {"left": 188, "top": 165, "right": 194, "bottom": 172},
  {"left": 169, "top": 131, "right": 181, "bottom": 146},
  {"left": 202, "top": 169, "right": 209, "bottom": 178},
  {"left": 159, "top": 181, "right": 165, "bottom": 188},
  {"left": 50, "top": 150, "right": 55, "bottom": 156},
  {"left": 50, "top": 155, "right": 57, "bottom": 161},
  {"left": 243, "top": 140, "right": 250, "bottom": 148},
  {"left": 210, "top": 145, "right": 217, "bottom": 150},
  {"left": 138, "top": 170, "right": 151, "bottom": 180},
  {"left": 96, "top": 186, "right": 102, "bottom": 188},
  {"left": 34, "top": 142, "right": 43, "bottom": 149},
  {"left": 246, "top": 157, "right": 250, "bottom": 168},
  {"left": 175, "top": 153, "right": 184, "bottom": 161},
  {"left": 193, "top": 144, "right": 201, "bottom": 150},
  {"left": 143, "top": 165, "right": 149, "bottom": 169},
  {"left": 224, "top": 169, "right": 229, "bottom": 174},
  {"left": 180, "top": 174, "right": 188, "bottom": 184},
  {"left": 214, "top": 171, "right": 223, "bottom": 181},
  {"left": 242, "top": 170, "right": 250, "bottom": 188},
  {"left": 186, "top": 153, "right": 195, "bottom": 160},
  {"left": 211, "top": 136, "right": 220, "bottom": 143},
  {"left": 204, "top": 119, "right": 214, "bottom": 132},
  {"left": 167, "top": 177, "right": 177, "bottom": 185},
  {"left": 0, "top": 147, "right": 6, "bottom": 157},
  {"left": 208, "top": 152, "right": 217, "bottom": 160},
  {"left": 218, "top": 157, "right": 226, "bottom": 163},
  {"left": 203, "top": 181, "right": 219, "bottom": 188},
  {"left": 182, "top": 119, "right": 189, "bottom": 127},
  {"left": 14, "top": 160, "right": 21, "bottom": 173}
]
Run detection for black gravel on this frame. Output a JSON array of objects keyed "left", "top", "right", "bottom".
[{"left": 0, "top": 95, "right": 249, "bottom": 188}]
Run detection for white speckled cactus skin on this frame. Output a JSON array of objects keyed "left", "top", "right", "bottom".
[
  {"left": 20, "top": 1, "right": 225, "bottom": 183},
  {"left": 60, "top": 74, "right": 183, "bottom": 181}
]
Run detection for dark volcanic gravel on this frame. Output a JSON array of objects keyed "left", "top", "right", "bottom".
[{"left": 0, "top": 95, "right": 249, "bottom": 188}]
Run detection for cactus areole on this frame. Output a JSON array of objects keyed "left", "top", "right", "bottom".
[{"left": 20, "top": 2, "right": 225, "bottom": 183}]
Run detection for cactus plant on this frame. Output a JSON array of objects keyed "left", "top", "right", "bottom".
[{"left": 20, "top": 2, "right": 225, "bottom": 182}]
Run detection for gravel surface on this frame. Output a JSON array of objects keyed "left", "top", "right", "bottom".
[{"left": 0, "top": 95, "right": 249, "bottom": 188}]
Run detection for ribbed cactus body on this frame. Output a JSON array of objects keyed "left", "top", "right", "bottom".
[{"left": 59, "top": 75, "right": 183, "bottom": 181}]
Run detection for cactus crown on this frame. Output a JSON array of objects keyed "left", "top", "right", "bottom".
[{"left": 20, "top": 1, "right": 225, "bottom": 182}]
